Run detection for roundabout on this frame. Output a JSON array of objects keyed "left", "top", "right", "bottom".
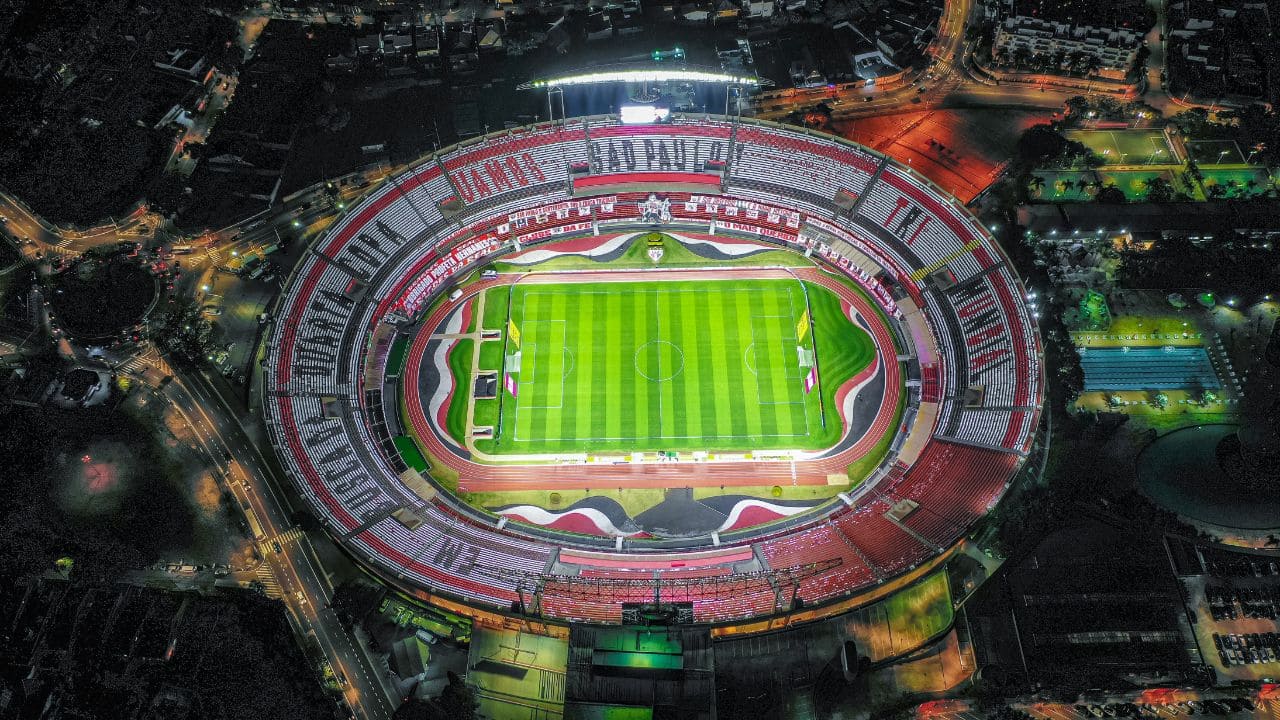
[{"left": 261, "top": 114, "right": 1044, "bottom": 627}]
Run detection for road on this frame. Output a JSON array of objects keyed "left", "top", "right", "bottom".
[
  {"left": 919, "top": 691, "right": 1280, "bottom": 720},
  {"left": 0, "top": 190, "right": 164, "bottom": 260},
  {"left": 751, "top": 0, "right": 976, "bottom": 121},
  {"left": 121, "top": 346, "right": 396, "bottom": 720}
]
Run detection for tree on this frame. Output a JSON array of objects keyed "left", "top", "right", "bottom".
[
  {"left": 329, "top": 580, "right": 384, "bottom": 630},
  {"left": 1172, "top": 108, "right": 1209, "bottom": 134},
  {"left": 151, "top": 298, "right": 216, "bottom": 364},
  {"left": 1096, "top": 184, "right": 1127, "bottom": 203},
  {"left": 1014, "top": 125, "right": 1069, "bottom": 169},
  {"left": 393, "top": 672, "right": 477, "bottom": 720},
  {"left": 1143, "top": 176, "right": 1175, "bottom": 203},
  {"left": 1064, "top": 95, "right": 1091, "bottom": 118},
  {"left": 1028, "top": 175, "right": 1047, "bottom": 196}
]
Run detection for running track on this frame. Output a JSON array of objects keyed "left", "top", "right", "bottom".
[{"left": 400, "top": 266, "right": 907, "bottom": 492}]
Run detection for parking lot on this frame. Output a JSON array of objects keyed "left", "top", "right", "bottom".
[{"left": 1186, "top": 572, "right": 1280, "bottom": 682}]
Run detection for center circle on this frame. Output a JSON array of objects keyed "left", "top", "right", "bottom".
[{"left": 634, "top": 340, "right": 685, "bottom": 382}]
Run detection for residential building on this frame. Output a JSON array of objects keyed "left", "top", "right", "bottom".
[{"left": 993, "top": 16, "right": 1142, "bottom": 78}]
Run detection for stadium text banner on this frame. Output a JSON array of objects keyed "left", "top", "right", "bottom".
[
  {"left": 508, "top": 320, "right": 522, "bottom": 348},
  {"left": 797, "top": 309, "right": 810, "bottom": 341}
]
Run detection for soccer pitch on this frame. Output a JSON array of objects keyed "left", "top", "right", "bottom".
[
  {"left": 490, "top": 277, "right": 872, "bottom": 454},
  {"left": 1063, "top": 129, "right": 1178, "bottom": 166}
]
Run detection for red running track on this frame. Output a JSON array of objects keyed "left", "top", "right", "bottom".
[{"left": 400, "top": 265, "right": 906, "bottom": 493}]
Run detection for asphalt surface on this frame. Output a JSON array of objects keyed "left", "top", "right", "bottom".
[{"left": 166, "top": 363, "right": 397, "bottom": 720}]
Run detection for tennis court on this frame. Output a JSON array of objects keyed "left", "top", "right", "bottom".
[
  {"left": 1080, "top": 346, "right": 1220, "bottom": 391},
  {"left": 1065, "top": 129, "right": 1178, "bottom": 166}
]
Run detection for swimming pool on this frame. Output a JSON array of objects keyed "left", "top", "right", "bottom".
[{"left": 1080, "top": 346, "right": 1220, "bottom": 391}]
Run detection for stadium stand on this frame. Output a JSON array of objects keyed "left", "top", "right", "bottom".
[{"left": 263, "top": 114, "right": 1042, "bottom": 627}]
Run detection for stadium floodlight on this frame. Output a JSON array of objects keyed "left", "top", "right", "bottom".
[
  {"left": 620, "top": 105, "right": 671, "bottom": 124},
  {"left": 525, "top": 68, "right": 763, "bottom": 90}
]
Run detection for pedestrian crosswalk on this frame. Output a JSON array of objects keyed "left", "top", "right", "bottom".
[
  {"left": 116, "top": 350, "right": 172, "bottom": 377},
  {"left": 275, "top": 526, "right": 305, "bottom": 545},
  {"left": 118, "top": 356, "right": 152, "bottom": 375},
  {"left": 255, "top": 565, "right": 283, "bottom": 598}
]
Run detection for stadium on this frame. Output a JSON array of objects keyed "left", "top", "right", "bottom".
[{"left": 262, "top": 113, "right": 1044, "bottom": 632}]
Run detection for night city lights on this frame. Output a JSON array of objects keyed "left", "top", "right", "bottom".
[{"left": 0, "top": 0, "right": 1278, "bottom": 719}]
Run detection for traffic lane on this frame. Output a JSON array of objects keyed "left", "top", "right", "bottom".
[
  {"left": 170, "top": 372, "right": 392, "bottom": 719},
  {"left": 176, "top": 370, "right": 396, "bottom": 717},
  {"left": 270, "top": 539, "right": 394, "bottom": 719}
]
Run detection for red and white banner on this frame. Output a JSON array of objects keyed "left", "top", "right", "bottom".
[
  {"left": 508, "top": 196, "right": 617, "bottom": 223},
  {"left": 505, "top": 373, "right": 518, "bottom": 398},
  {"left": 803, "top": 367, "right": 818, "bottom": 394},
  {"left": 517, "top": 220, "right": 593, "bottom": 246},
  {"left": 718, "top": 220, "right": 797, "bottom": 244},
  {"left": 399, "top": 232, "right": 502, "bottom": 313}
]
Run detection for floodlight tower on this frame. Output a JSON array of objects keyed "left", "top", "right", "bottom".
[{"left": 519, "top": 65, "right": 772, "bottom": 123}]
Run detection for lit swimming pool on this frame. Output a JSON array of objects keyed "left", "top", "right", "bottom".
[{"left": 1079, "top": 346, "right": 1220, "bottom": 391}]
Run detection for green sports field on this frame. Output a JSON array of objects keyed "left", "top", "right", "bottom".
[
  {"left": 1063, "top": 129, "right": 1177, "bottom": 166},
  {"left": 483, "top": 277, "right": 873, "bottom": 454}
]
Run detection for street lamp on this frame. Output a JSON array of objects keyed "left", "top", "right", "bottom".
[{"left": 1218, "top": 149, "right": 1230, "bottom": 164}]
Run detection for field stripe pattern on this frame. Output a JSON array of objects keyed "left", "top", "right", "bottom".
[{"left": 502, "top": 280, "right": 817, "bottom": 453}]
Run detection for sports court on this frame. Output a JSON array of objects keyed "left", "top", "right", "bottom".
[
  {"left": 1093, "top": 169, "right": 1181, "bottom": 200},
  {"left": 1080, "top": 346, "right": 1220, "bottom": 391},
  {"left": 496, "top": 277, "right": 869, "bottom": 454},
  {"left": 1064, "top": 129, "right": 1178, "bottom": 166},
  {"left": 1199, "top": 167, "right": 1277, "bottom": 199},
  {"left": 1028, "top": 170, "right": 1098, "bottom": 200},
  {"left": 1185, "top": 138, "right": 1250, "bottom": 166}
]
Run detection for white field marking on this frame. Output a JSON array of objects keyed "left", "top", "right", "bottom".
[
  {"left": 509, "top": 284, "right": 816, "bottom": 443},
  {"left": 514, "top": 321, "right": 568, "bottom": 420},
  {"left": 748, "top": 321, "right": 806, "bottom": 407}
]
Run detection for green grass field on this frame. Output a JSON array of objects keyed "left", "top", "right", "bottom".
[
  {"left": 477, "top": 277, "right": 873, "bottom": 454},
  {"left": 1064, "top": 129, "right": 1177, "bottom": 166}
]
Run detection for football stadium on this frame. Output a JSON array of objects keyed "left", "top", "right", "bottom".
[{"left": 263, "top": 114, "right": 1043, "bottom": 633}]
